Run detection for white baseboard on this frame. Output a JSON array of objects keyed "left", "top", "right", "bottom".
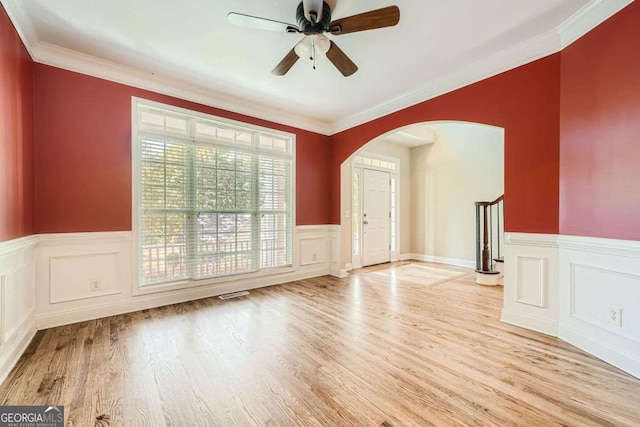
[
  {"left": 559, "top": 325, "right": 640, "bottom": 379},
  {"left": 36, "top": 265, "right": 328, "bottom": 329},
  {"left": 501, "top": 308, "right": 558, "bottom": 336},
  {"left": 406, "top": 253, "right": 475, "bottom": 269},
  {"left": 329, "top": 268, "right": 348, "bottom": 278}
]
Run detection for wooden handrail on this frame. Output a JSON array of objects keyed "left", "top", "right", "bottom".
[{"left": 475, "top": 195, "right": 504, "bottom": 207}]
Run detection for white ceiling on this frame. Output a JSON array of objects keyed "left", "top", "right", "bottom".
[
  {"left": 4, "top": 0, "right": 627, "bottom": 134},
  {"left": 379, "top": 125, "right": 436, "bottom": 148}
]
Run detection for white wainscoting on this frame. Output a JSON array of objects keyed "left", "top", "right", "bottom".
[
  {"left": 0, "top": 235, "right": 38, "bottom": 384},
  {"left": 36, "top": 232, "right": 133, "bottom": 328},
  {"left": 4, "top": 229, "right": 639, "bottom": 383},
  {"left": 502, "top": 233, "right": 640, "bottom": 379},
  {"left": 328, "top": 225, "right": 346, "bottom": 278},
  {"left": 558, "top": 235, "right": 640, "bottom": 379},
  {"left": 297, "top": 225, "right": 329, "bottom": 266},
  {"left": 34, "top": 226, "right": 340, "bottom": 329},
  {"left": 501, "top": 233, "right": 559, "bottom": 336}
]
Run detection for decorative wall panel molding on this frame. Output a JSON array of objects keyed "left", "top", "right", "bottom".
[
  {"left": 515, "top": 256, "right": 545, "bottom": 308},
  {"left": 49, "top": 252, "right": 122, "bottom": 303},
  {"left": 502, "top": 233, "right": 559, "bottom": 336},
  {"left": 559, "top": 235, "right": 640, "bottom": 378},
  {"left": 0, "top": 236, "right": 37, "bottom": 384}
]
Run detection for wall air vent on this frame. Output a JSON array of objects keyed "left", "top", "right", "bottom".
[{"left": 218, "top": 291, "right": 250, "bottom": 300}]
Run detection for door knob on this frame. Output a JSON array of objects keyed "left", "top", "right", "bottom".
[{"left": 363, "top": 221, "right": 369, "bottom": 225}]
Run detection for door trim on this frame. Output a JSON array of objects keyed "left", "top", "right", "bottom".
[{"left": 351, "top": 152, "right": 400, "bottom": 268}]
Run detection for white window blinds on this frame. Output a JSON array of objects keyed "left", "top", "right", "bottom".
[{"left": 136, "top": 103, "right": 293, "bottom": 286}]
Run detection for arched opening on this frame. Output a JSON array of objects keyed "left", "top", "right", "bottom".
[{"left": 340, "top": 121, "right": 505, "bottom": 276}]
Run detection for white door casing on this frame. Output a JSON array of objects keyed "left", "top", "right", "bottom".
[{"left": 363, "top": 169, "right": 390, "bottom": 266}]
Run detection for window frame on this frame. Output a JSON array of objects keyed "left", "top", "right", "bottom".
[{"left": 131, "top": 97, "right": 296, "bottom": 295}]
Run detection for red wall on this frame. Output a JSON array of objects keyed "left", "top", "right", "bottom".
[
  {"left": 33, "top": 65, "right": 331, "bottom": 233},
  {"left": 560, "top": 1, "right": 640, "bottom": 240},
  {"left": 0, "top": 4, "right": 34, "bottom": 242},
  {"left": 9, "top": 2, "right": 639, "bottom": 239},
  {"left": 330, "top": 54, "right": 562, "bottom": 233}
]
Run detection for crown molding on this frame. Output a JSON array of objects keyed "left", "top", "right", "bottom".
[
  {"left": 329, "top": 0, "right": 634, "bottom": 134},
  {"left": 1, "top": 0, "right": 331, "bottom": 135},
  {"left": 557, "top": 0, "right": 633, "bottom": 49},
  {"left": 328, "top": 29, "right": 561, "bottom": 134},
  {"left": 2, "top": 0, "right": 632, "bottom": 137},
  {"left": 0, "top": 0, "right": 38, "bottom": 57},
  {"left": 31, "top": 41, "right": 333, "bottom": 135}
]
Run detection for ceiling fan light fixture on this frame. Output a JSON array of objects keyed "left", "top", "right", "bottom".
[
  {"left": 315, "top": 34, "right": 330, "bottom": 54},
  {"left": 229, "top": 2, "right": 400, "bottom": 76},
  {"left": 294, "top": 38, "right": 311, "bottom": 58},
  {"left": 294, "top": 35, "right": 331, "bottom": 60}
]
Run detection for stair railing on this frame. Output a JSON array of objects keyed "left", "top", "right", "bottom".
[{"left": 475, "top": 195, "right": 504, "bottom": 273}]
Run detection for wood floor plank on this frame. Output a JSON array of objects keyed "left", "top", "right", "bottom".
[{"left": 1, "top": 261, "right": 639, "bottom": 426}]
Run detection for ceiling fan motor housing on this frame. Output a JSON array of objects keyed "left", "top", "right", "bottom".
[{"left": 296, "top": 2, "right": 331, "bottom": 34}]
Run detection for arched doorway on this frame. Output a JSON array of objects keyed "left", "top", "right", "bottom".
[{"left": 339, "top": 121, "right": 505, "bottom": 273}]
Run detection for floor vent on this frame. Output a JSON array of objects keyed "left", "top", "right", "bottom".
[{"left": 218, "top": 291, "right": 250, "bottom": 300}]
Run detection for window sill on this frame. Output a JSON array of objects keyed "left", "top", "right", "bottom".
[{"left": 132, "top": 265, "right": 295, "bottom": 296}]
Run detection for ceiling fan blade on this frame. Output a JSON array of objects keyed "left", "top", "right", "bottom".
[
  {"left": 272, "top": 48, "right": 300, "bottom": 76},
  {"left": 227, "top": 12, "right": 299, "bottom": 33},
  {"left": 326, "top": 41, "right": 358, "bottom": 77},
  {"left": 303, "top": 0, "right": 325, "bottom": 22},
  {"left": 329, "top": 6, "right": 400, "bottom": 35}
]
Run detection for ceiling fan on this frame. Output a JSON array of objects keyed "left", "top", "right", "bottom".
[{"left": 227, "top": 1, "right": 400, "bottom": 77}]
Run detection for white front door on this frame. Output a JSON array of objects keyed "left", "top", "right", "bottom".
[{"left": 362, "top": 169, "right": 390, "bottom": 266}]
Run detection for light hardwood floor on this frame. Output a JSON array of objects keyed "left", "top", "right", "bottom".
[{"left": 1, "top": 261, "right": 639, "bottom": 426}]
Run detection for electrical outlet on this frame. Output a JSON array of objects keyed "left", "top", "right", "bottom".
[
  {"left": 312, "top": 253, "right": 318, "bottom": 262},
  {"left": 90, "top": 279, "right": 102, "bottom": 292},
  {"left": 608, "top": 306, "right": 622, "bottom": 327}
]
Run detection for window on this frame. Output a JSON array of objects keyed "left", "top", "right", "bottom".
[
  {"left": 353, "top": 154, "right": 397, "bottom": 171},
  {"left": 390, "top": 177, "right": 397, "bottom": 253},
  {"left": 134, "top": 101, "right": 293, "bottom": 286},
  {"left": 352, "top": 171, "right": 360, "bottom": 258}
]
